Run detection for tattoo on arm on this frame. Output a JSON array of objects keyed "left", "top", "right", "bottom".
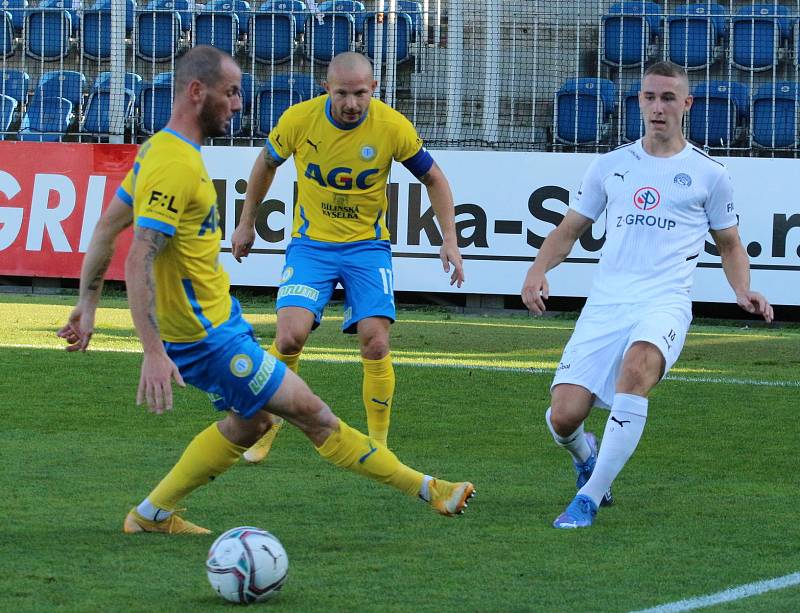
[
  {"left": 136, "top": 228, "right": 170, "bottom": 333},
  {"left": 87, "top": 252, "right": 113, "bottom": 292},
  {"left": 263, "top": 148, "right": 281, "bottom": 168}
]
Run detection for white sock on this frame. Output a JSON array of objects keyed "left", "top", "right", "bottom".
[
  {"left": 136, "top": 498, "right": 173, "bottom": 522},
  {"left": 579, "top": 393, "right": 648, "bottom": 506},
  {"left": 545, "top": 407, "right": 592, "bottom": 464},
  {"left": 418, "top": 475, "right": 434, "bottom": 501}
]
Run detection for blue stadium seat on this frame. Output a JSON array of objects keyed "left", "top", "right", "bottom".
[
  {"left": 82, "top": 9, "right": 112, "bottom": 60},
  {"left": 751, "top": 81, "right": 798, "bottom": 148},
  {"left": 264, "top": 73, "right": 321, "bottom": 101},
  {"left": 689, "top": 80, "right": 749, "bottom": 148},
  {"left": 1, "top": 68, "right": 29, "bottom": 105},
  {"left": 195, "top": 11, "right": 240, "bottom": 55},
  {"left": 623, "top": 83, "right": 643, "bottom": 142},
  {"left": 397, "top": 0, "right": 422, "bottom": 42},
  {"left": 1, "top": 10, "right": 13, "bottom": 58},
  {"left": 256, "top": 83, "right": 302, "bottom": 135},
  {"left": 303, "top": 12, "right": 355, "bottom": 63},
  {"left": 18, "top": 96, "right": 73, "bottom": 141},
  {"left": 554, "top": 77, "right": 617, "bottom": 145},
  {"left": 148, "top": 0, "right": 193, "bottom": 32},
  {"left": 318, "top": 0, "right": 365, "bottom": 35},
  {"left": 40, "top": 0, "right": 79, "bottom": 34},
  {"left": 137, "top": 10, "right": 182, "bottom": 61},
  {"left": 81, "top": 88, "right": 136, "bottom": 134},
  {"left": 36, "top": 70, "right": 86, "bottom": 109},
  {"left": 240, "top": 72, "right": 254, "bottom": 113},
  {"left": 25, "top": 8, "right": 72, "bottom": 61},
  {"left": 363, "top": 11, "right": 412, "bottom": 64},
  {"left": 94, "top": 71, "right": 143, "bottom": 98},
  {"left": 667, "top": 3, "right": 727, "bottom": 70},
  {"left": 260, "top": 0, "right": 306, "bottom": 38},
  {"left": 731, "top": 4, "right": 791, "bottom": 71},
  {"left": 1, "top": 0, "right": 26, "bottom": 34},
  {"left": 249, "top": 11, "right": 295, "bottom": 62},
  {"left": 602, "top": 2, "right": 662, "bottom": 67},
  {"left": 90, "top": 0, "right": 134, "bottom": 33},
  {"left": 207, "top": 0, "right": 251, "bottom": 36},
  {"left": 0, "top": 92, "right": 16, "bottom": 132},
  {"left": 140, "top": 80, "right": 173, "bottom": 134}
]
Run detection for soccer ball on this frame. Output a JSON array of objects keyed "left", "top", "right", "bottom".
[{"left": 206, "top": 526, "right": 289, "bottom": 604}]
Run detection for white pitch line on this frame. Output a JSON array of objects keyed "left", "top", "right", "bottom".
[
  {"left": 6, "top": 343, "right": 800, "bottom": 388},
  {"left": 630, "top": 571, "right": 800, "bottom": 613}
]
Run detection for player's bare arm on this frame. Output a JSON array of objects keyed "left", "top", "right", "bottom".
[
  {"left": 711, "top": 225, "right": 774, "bottom": 323},
  {"left": 57, "top": 196, "right": 133, "bottom": 352},
  {"left": 125, "top": 227, "right": 185, "bottom": 413},
  {"left": 419, "top": 162, "right": 465, "bottom": 287},
  {"left": 232, "top": 147, "right": 282, "bottom": 262},
  {"left": 522, "top": 209, "right": 593, "bottom": 315}
]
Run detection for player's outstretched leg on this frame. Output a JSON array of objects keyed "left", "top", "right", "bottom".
[
  {"left": 243, "top": 343, "right": 301, "bottom": 464},
  {"left": 575, "top": 432, "right": 614, "bottom": 507}
]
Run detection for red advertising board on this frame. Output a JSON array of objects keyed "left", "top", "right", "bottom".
[{"left": 0, "top": 142, "right": 137, "bottom": 279}]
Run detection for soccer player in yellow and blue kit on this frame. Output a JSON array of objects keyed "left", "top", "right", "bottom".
[
  {"left": 233, "top": 52, "right": 464, "bottom": 463},
  {"left": 58, "top": 46, "right": 474, "bottom": 534}
]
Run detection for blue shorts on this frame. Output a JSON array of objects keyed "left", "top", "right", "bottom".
[
  {"left": 277, "top": 238, "right": 395, "bottom": 334},
  {"left": 164, "top": 298, "right": 287, "bottom": 419}
]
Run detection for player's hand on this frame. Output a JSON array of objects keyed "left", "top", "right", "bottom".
[
  {"left": 136, "top": 351, "right": 186, "bottom": 414},
  {"left": 56, "top": 302, "right": 96, "bottom": 352},
  {"left": 440, "top": 238, "right": 464, "bottom": 288},
  {"left": 521, "top": 267, "right": 549, "bottom": 315},
  {"left": 231, "top": 224, "right": 256, "bottom": 263},
  {"left": 736, "top": 290, "right": 774, "bottom": 323}
]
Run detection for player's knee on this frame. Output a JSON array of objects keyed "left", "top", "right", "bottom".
[
  {"left": 360, "top": 335, "right": 389, "bottom": 360},
  {"left": 274, "top": 328, "right": 308, "bottom": 354},
  {"left": 548, "top": 404, "right": 581, "bottom": 436}
]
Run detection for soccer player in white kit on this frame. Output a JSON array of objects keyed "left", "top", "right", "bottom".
[{"left": 521, "top": 61, "right": 774, "bottom": 529}]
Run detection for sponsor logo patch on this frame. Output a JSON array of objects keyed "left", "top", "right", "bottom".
[
  {"left": 248, "top": 354, "right": 277, "bottom": 395},
  {"left": 277, "top": 284, "right": 320, "bottom": 301}
]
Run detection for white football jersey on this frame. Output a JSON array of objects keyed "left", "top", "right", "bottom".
[{"left": 572, "top": 139, "right": 737, "bottom": 306}]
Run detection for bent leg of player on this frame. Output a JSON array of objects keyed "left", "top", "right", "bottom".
[
  {"left": 341, "top": 240, "right": 397, "bottom": 447},
  {"left": 244, "top": 245, "right": 333, "bottom": 465}
]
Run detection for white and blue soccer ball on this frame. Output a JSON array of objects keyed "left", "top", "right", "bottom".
[{"left": 206, "top": 526, "right": 288, "bottom": 604}]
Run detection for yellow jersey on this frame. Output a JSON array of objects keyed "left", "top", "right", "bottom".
[
  {"left": 117, "top": 129, "right": 231, "bottom": 343},
  {"left": 267, "top": 95, "right": 432, "bottom": 243}
]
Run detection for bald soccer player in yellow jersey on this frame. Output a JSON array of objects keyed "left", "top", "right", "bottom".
[
  {"left": 233, "top": 52, "right": 464, "bottom": 463},
  {"left": 58, "top": 46, "right": 474, "bottom": 534}
]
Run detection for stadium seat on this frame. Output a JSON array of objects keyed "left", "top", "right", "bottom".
[
  {"left": 94, "top": 71, "right": 144, "bottom": 98},
  {"left": 260, "top": 0, "right": 306, "bottom": 38},
  {"left": 1, "top": 10, "right": 13, "bottom": 58},
  {"left": 318, "top": 0, "right": 366, "bottom": 35},
  {"left": 81, "top": 87, "right": 136, "bottom": 134},
  {"left": 82, "top": 9, "right": 112, "bottom": 61},
  {"left": 689, "top": 80, "right": 749, "bottom": 148},
  {"left": 137, "top": 10, "right": 182, "bottom": 61},
  {"left": 90, "top": 0, "right": 135, "bottom": 33},
  {"left": 1, "top": 0, "right": 26, "bottom": 34},
  {"left": 302, "top": 12, "right": 355, "bottom": 63},
  {"left": 397, "top": 0, "right": 422, "bottom": 42},
  {"left": 248, "top": 10, "right": 295, "bottom": 63},
  {"left": 1, "top": 68, "right": 29, "bottom": 105},
  {"left": 195, "top": 11, "right": 240, "bottom": 55},
  {"left": 40, "top": 0, "right": 79, "bottom": 34},
  {"left": 666, "top": 3, "right": 727, "bottom": 70},
  {"left": 363, "top": 11, "right": 413, "bottom": 64},
  {"left": 207, "top": 0, "right": 252, "bottom": 36},
  {"left": 18, "top": 96, "right": 73, "bottom": 141},
  {"left": 240, "top": 72, "right": 254, "bottom": 113},
  {"left": 139, "top": 80, "right": 173, "bottom": 134},
  {"left": 35, "top": 70, "right": 86, "bottom": 109},
  {"left": 751, "top": 81, "right": 798, "bottom": 148},
  {"left": 554, "top": 77, "right": 617, "bottom": 145},
  {"left": 147, "top": 0, "right": 193, "bottom": 32},
  {"left": 730, "top": 4, "right": 791, "bottom": 71},
  {"left": 256, "top": 83, "right": 302, "bottom": 134},
  {"left": 623, "top": 83, "right": 643, "bottom": 142},
  {"left": 0, "top": 92, "right": 16, "bottom": 132},
  {"left": 264, "top": 73, "right": 321, "bottom": 101},
  {"left": 25, "top": 8, "right": 72, "bottom": 61},
  {"left": 602, "top": 2, "right": 662, "bottom": 67}
]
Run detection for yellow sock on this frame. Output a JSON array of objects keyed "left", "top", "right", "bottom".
[
  {"left": 268, "top": 342, "right": 301, "bottom": 373},
  {"left": 316, "top": 418, "right": 423, "bottom": 497},
  {"left": 362, "top": 354, "right": 394, "bottom": 446},
  {"left": 149, "top": 423, "right": 246, "bottom": 511}
]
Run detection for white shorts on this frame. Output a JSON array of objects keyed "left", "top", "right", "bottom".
[{"left": 551, "top": 300, "right": 692, "bottom": 409}]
